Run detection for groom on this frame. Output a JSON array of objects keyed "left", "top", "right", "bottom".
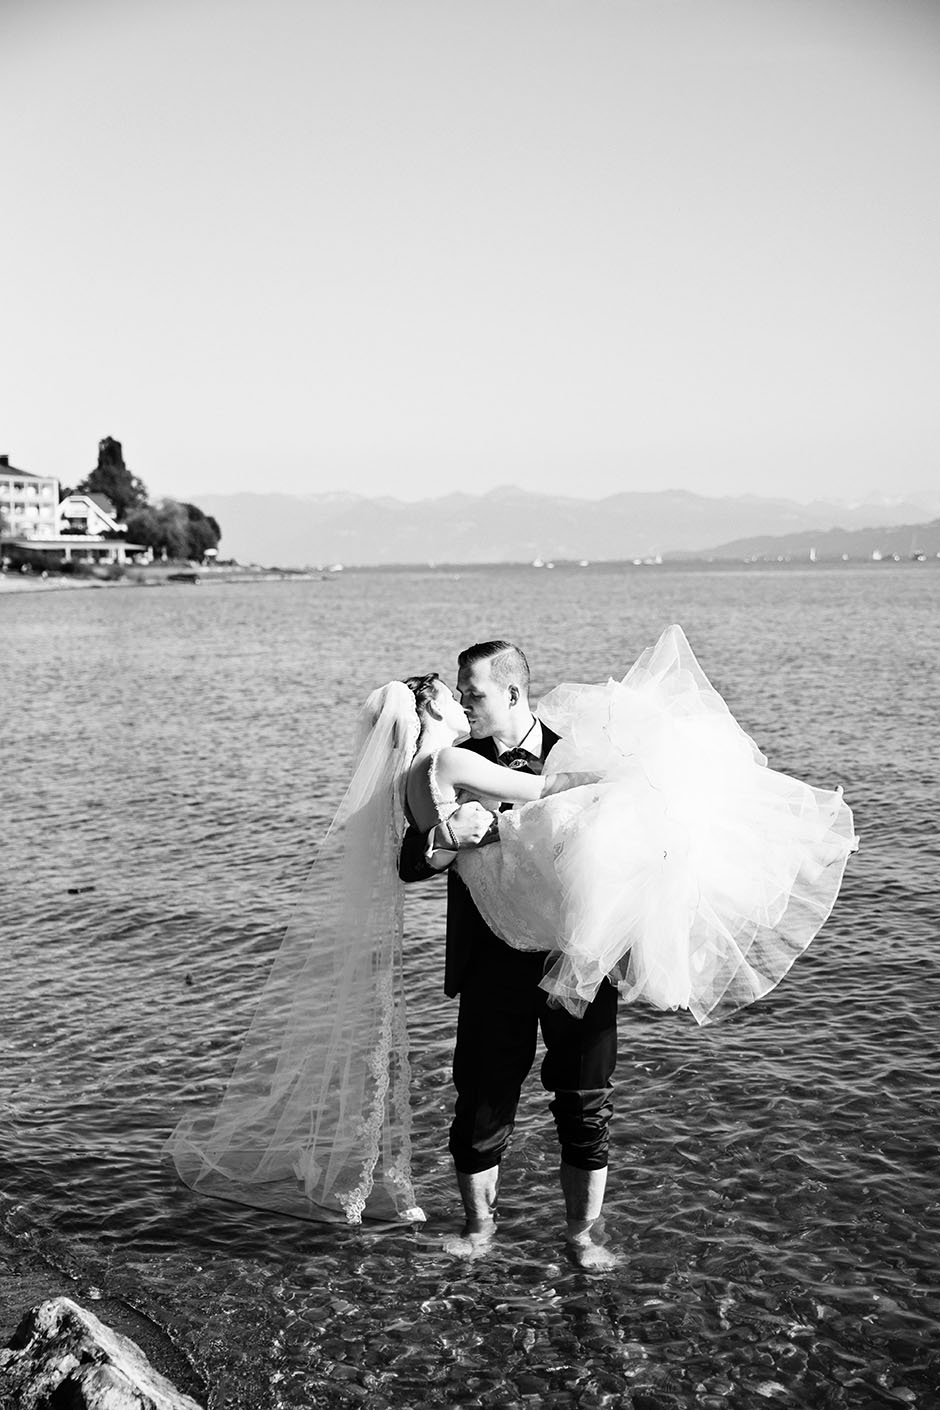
[{"left": 399, "top": 639, "right": 619, "bottom": 1268}]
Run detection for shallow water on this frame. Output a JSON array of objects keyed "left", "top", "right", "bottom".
[{"left": 1, "top": 563, "right": 938, "bottom": 1408}]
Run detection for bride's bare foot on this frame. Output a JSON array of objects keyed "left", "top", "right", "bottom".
[{"left": 443, "top": 1218, "right": 496, "bottom": 1259}]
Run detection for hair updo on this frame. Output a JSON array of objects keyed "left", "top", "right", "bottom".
[{"left": 402, "top": 673, "right": 441, "bottom": 720}]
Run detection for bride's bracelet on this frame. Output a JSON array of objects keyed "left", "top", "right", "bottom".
[{"left": 436, "top": 820, "right": 458, "bottom": 851}]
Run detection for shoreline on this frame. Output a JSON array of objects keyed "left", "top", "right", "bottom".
[
  {"left": 2, "top": 558, "right": 936, "bottom": 595},
  {"left": 0, "top": 1225, "right": 205, "bottom": 1405},
  {"left": 0, "top": 567, "right": 317, "bottom": 594}
]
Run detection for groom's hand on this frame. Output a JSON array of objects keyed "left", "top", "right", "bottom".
[
  {"left": 399, "top": 803, "right": 497, "bottom": 883},
  {"left": 446, "top": 802, "right": 496, "bottom": 848}
]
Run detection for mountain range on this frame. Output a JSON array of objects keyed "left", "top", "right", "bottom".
[
  {"left": 686, "top": 516, "right": 940, "bottom": 562},
  {"left": 192, "top": 487, "right": 940, "bottom": 567}
]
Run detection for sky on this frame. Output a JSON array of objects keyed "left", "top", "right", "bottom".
[{"left": 2, "top": 0, "right": 939, "bottom": 506}]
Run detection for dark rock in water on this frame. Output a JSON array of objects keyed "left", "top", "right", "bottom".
[{"left": 0, "top": 1297, "right": 203, "bottom": 1409}]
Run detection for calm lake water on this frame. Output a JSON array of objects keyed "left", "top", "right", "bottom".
[{"left": 1, "top": 563, "right": 938, "bottom": 1409}]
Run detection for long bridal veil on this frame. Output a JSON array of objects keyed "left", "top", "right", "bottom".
[{"left": 168, "top": 681, "right": 426, "bottom": 1225}]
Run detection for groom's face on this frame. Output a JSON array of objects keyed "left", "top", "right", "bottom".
[{"left": 457, "top": 658, "right": 515, "bottom": 741}]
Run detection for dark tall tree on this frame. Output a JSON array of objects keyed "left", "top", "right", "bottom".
[{"left": 75, "top": 437, "right": 148, "bottom": 520}]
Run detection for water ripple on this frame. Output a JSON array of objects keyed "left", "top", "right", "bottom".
[{"left": 2, "top": 566, "right": 939, "bottom": 1408}]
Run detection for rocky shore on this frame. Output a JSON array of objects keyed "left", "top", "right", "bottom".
[{"left": 0, "top": 1230, "right": 205, "bottom": 1409}]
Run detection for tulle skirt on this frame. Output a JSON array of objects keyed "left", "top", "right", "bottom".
[{"left": 457, "top": 625, "right": 858, "bottom": 1023}]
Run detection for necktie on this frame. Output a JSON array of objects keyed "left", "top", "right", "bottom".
[{"left": 499, "top": 747, "right": 542, "bottom": 774}]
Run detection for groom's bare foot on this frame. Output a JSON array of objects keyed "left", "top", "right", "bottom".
[
  {"left": 443, "top": 1217, "right": 497, "bottom": 1259},
  {"left": 564, "top": 1212, "right": 623, "bottom": 1271},
  {"left": 449, "top": 1169, "right": 499, "bottom": 1258},
  {"left": 565, "top": 1229, "right": 623, "bottom": 1271}
]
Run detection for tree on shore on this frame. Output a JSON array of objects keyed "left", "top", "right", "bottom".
[
  {"left": 74, "top": 437, "right": 149, "bottom": 520},
  {"left": 58, "top": 437, "right": 222, "bottom": 561},
  {"left": 182, "top": 501, "right": 222, "bottom": 559},
  {"left": 125, "top": 499, "right": 221, "bottom": 561}
]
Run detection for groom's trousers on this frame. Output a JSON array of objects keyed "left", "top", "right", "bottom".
[{"left": 448, "top": 927, "right": 618, "bottom": 1174}]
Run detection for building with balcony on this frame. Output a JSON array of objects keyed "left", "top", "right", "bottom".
[{"left": 0, "top": 455, "right": 60, "bottom": 539}]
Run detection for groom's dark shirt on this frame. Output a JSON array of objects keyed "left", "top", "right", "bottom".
[{"left": 398, "top": 723, "right": 560, "bottom": 997}]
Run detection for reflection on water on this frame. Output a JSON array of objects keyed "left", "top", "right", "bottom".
[{"left": 2, "top": 565, "right": 939, "bottom": 1408}]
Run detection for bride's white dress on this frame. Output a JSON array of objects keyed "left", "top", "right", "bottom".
[{"left": 455, "top": 625, "right": 858, "bottom": 1023}]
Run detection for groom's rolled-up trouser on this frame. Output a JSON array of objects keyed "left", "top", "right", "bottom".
[{"left": 448, "top": 928, "right": 618, "bottom": 1173}]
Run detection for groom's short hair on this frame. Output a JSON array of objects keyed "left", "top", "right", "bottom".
[{"left": 458, "top": 640, "right": 530, "bottom": 693}]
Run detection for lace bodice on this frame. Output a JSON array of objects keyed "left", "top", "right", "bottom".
[
  {"left": 427, "top": 750, "right": 461, "bottom": 822},
  {"left": 405, "top": 750, "right": 462, "bottom": 834}
]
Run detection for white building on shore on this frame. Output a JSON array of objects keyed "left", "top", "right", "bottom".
[
  {"left": 0, "top": 455, "right": 59, "bottom": 538},
  {"left": 1, "top": 455, "right": 151, "bottom": 567}
]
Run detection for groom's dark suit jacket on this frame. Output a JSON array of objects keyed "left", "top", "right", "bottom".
[{"left": 399, "top": 724, "right": 561, "bottom": 997}]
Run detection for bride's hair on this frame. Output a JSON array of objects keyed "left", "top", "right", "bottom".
[{"left": 402, "top": 673, "right": 441, "bottom": 719}]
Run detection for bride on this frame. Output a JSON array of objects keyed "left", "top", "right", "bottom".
[{"left": 169, "top": 625, "right": 857, "bottom": 1226}]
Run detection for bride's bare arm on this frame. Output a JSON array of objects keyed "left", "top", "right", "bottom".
[{"left": 435, "top": 748, "right": 594, "bottom": 805}]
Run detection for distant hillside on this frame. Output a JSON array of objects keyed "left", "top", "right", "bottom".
[
  {"left": 193, "top": 487, "right": 935, "bottom": 567},
  {"left": 683, "top": 517, "right": 940, "bottom": 562}
]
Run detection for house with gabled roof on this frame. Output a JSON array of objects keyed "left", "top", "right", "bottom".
[{"left": 58, "top": 491, "right": 125, "bottom": 538}]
